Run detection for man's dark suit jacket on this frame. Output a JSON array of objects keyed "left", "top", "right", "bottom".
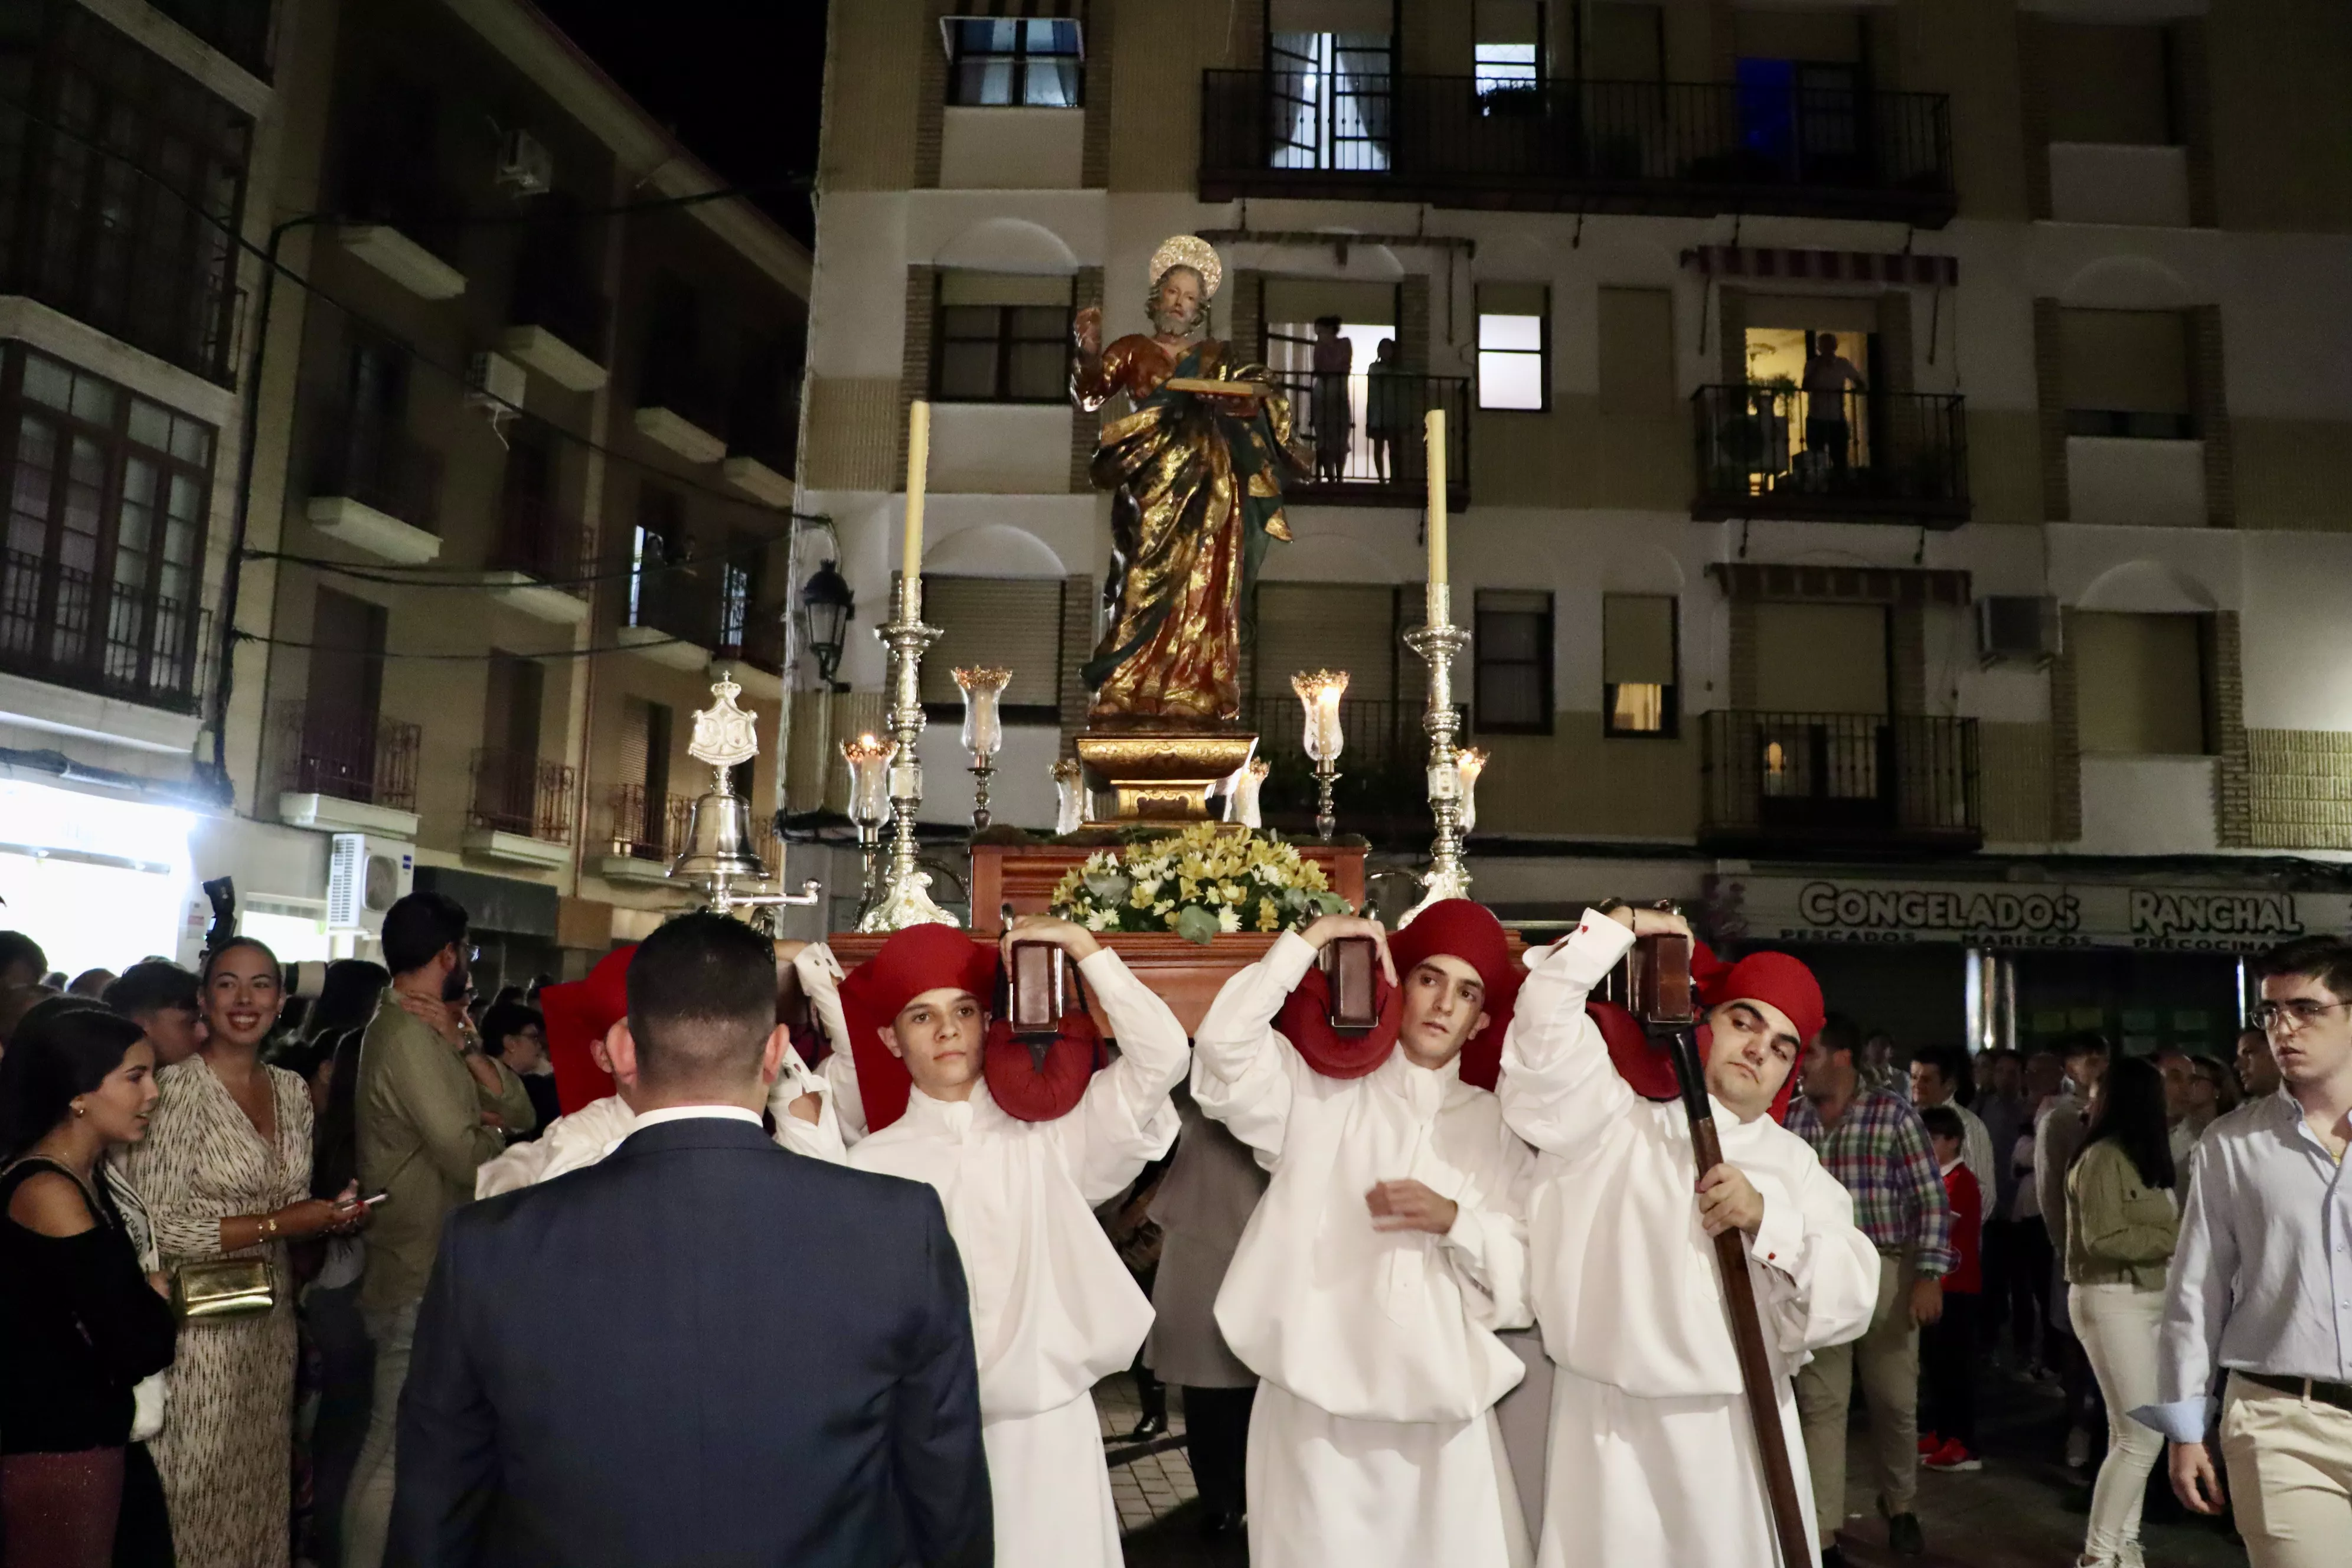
[{"left": 390, "top": 1115, "right": 992, "bottom": 1567}]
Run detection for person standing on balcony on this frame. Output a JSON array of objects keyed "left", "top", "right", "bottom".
[
  {"left": 341, "top": 893, "right": 535, "bottom": 1568},
  {"left": 1801, "top": 331, "right": 1867, "bottom": 475},
  {"left": 1787, "top": 1013, "right": 1956, "bottom": 1562},
  {"left": 1366, "top": 334, "right": 1407, "bottom": 483},
  {"left": 1311, "top": 315, "right": 1354, "bottom": 484}
]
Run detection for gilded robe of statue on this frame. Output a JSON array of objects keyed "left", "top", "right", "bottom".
[{"left": 1074, "top": 337, "right": 1305, "bottom": 722}]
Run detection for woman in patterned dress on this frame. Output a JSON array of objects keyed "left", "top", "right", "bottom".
[{"left": 123, "top": 939, "right": 367, "bottom": 1568}]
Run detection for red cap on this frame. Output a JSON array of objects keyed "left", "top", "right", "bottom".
[
  {"left": 835, "top": 927, "right": 1103, "bottom": 1131},
  {"left": 1592, "top": 939, "right": 1822, "bottom": 1121},
  {"left": 1276, "top": 900, "right": 1521, "bottom": 1089},
  {"left": 541, "top": 945, "right": 633, "bottom": 1114}
]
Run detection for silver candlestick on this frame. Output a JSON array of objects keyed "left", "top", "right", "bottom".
[
  {"left": 858, "top": 579, "right": 958, "bottom": 931},
  {"left": 1400, "top": 616, "right": 1473, "bottom": 923}
]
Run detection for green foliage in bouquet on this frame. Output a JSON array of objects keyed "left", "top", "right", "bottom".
[{"left": 1047, "top": 822, "right": 1350, "bottom": 946}]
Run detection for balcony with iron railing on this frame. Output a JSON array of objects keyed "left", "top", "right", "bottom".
[
  {"left": 603, "top": 782, "right": 780, "bottom": 880},
  {"left": 633, "top": 354, "right": 732, "bottom": 463},
  {"left": 467, "top": 750, "right": 576, "bottom": 844},
  {"left": 0, "top": 550, "right": 210, "bottom": 714},
  {"left": 489, "top": 493, "right": 594, "bottom": 600},
  {"left": 308, "top": 406, "right": 445, "bottom": 560},
  {"left": 1201, "top": 70, "right": 1955, "bottom": 226},
  {"left": 722, "top": 383, "right": 801, "bottom": 502},
  {"left": 504, "top": 262, "right": 609, "bottom": 392},
  {"left": 275, "top": 701, "right": 420, "bottom": 822},
  {"left": 1691, "top": 386, "right": 1968, "bottom": 525},
  {"left": 1267, "top": 370, "right": 1469, "bottom": 507},
  {"left": 1699, "top": 710, "right": 1981, "bottom": 855}
]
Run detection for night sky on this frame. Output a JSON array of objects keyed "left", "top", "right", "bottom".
[{"left": 533, "top": 0, "right": 830, "bottom": 244}]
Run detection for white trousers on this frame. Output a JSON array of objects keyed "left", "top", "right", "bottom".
[
  {"left": 981, "top": 1390, "right": 1122, "bottom": 1568},
  {"left": 2069, "top": 1282, "right": 2167, "bottom": 1564},
  {"left": 1244, "top": 1380, "right": 1531, "bottom": 1568},
  {"left": 1537, "top": 1363, "right": 1820, "bottom": 1568}
]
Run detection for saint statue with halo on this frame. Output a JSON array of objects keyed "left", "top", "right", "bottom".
[{"left": 1072, "top": 234, "right": 1305, "bottom": 723}]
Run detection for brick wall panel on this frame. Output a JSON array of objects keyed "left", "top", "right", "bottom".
[
  {"left": 2033, "top": 297, "right": 2069, "bottom": 522},
  {"left": 898, "top": 265, "right": 937, "bottom": 486}
]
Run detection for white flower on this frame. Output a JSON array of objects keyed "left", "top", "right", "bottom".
[
  {"left": 1216, "top": 904, "right": 1242, "bottom": 933},
  {"left": 1154, "top": 899, "right": 1174, "bottom": 915},
  {"left": 1136, "top": 878, "right": 1163, "bottom": 901},
  {"left": 1083, "top": 907, "right": 1115, "bottom": 931}
]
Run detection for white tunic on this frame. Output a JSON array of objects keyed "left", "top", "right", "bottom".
[
  {"left": 848, "top": 948, "right": 1187, "bottom": 1568},
  {"left": 1497, "top": 913, "right": 1880, "bottom": 1568},
  {"left": 472, "top": 1049, "right": 844, "bottom": 1198},
  {"left": 1194, "top": 931, "right": 1536, "bottom": 1568}
]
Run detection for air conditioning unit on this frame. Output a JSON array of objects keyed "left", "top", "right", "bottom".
[
  {"left": 495, "top": 128, "right": 554, "bottom": 197},
  {"left": 466, "top": 350, "right": 528, "bottom": 411},
  {"left": 1978, "top": 594, "right": 2062, "bottom": 667},
  {"left": 327, "top": 833, "right": 413, "bottom": 934}
]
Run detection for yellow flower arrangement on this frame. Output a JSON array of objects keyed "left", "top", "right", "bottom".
[{"left": 1048, "top": 824, "right": 1345, "bottom": 945}]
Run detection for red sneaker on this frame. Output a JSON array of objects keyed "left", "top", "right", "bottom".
[
  {"left": 1916, "top": 1433, "right": 1941, "bottom": 1456},
  {"left": 1924, "top": 1438, "right": 1982, "bottom": 1472}
]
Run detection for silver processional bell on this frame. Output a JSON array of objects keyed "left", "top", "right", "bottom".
[{"left": 672, "top": 676, "right": 769, "bottom": 886}]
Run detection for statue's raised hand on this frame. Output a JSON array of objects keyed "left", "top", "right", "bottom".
[{"left": 1073, "top": 305, "right": 1102, "bottom": 357}]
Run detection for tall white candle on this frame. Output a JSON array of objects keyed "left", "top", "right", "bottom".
[
  {"left": 1425, "top": 406, "right": 1448, "bottom": 627},
  {"left": 903, "top": 398, "right": 931, "bottom": 618}
]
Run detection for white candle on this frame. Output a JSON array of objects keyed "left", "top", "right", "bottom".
[
  {"left": 1425, "top": 406, "right": 1448, "bottom": 627},
  {"left": 904, "top": 398, "right": 931, "bottom": 618}
]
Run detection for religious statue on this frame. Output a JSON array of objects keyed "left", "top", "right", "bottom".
[{"left": 1073, "top": 235, "right": 1306, "bottom": 723}]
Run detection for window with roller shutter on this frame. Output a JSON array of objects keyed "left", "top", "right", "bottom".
[
  {"left": 1603, "top": 593, "right": 1678, "bottom": 738},
  {"left": 916, "top": 576, "right": 1066, "bottom": 720}
]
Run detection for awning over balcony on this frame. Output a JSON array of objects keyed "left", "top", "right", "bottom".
[{"left": 1681, "top": 246, "right": 1959, "bottom": 287}]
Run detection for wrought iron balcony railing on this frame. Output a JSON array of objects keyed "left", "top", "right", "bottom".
[
  {"left": 1700, "top": 709, "right": 1981, "bottom": 854},
  {"left": 507, "top": 269, "right": 609, "bottom": 367},
  {"left": 1691, "top": 386, "right": 1968, "bottom": 525},
  {"left": 607, "top": 783, "right": 691, "bottom": 862},
  {"left": 1259, "top": 370, "right": 1469, "bottom": 507},
  {"left": 1201, "top": 70, "right": 1955, "bottom": 225},
  {"left": 311, "top": 406, "right": 445, "bottom": 533},
  {"left": 468, "top": 749, "right": 576, "bottom": 844},
  {"left": 0, "top": 550, "right": 209, "bottom": 714},
  {"left": 490, "top": 494, "right": 593, "bottom": 599},
  {"left": 276, "top": 701, "right": 420, "bottom": 812}
]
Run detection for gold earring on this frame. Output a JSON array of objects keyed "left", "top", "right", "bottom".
[{"left": 71, "top": 1102, "right": 87, "bottom": 1118}]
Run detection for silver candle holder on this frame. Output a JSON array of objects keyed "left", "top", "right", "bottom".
[
  {"left": 954, "top": 665, "right": 1010, "bottom": 832},
  {"left": 1400, "top": 613, "right": 1473, "bottom": 923},
  {"left": 1292, "top": 669, "right": 1348, "bottom": 842},
  {"left": 840, "top": 732, "right": 894, "bottom": 923},
  {"left": 858, "top": 578, "right": 958, "bottom": 931}
]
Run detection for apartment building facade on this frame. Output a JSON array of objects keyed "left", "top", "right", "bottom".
[
  {"left": 795, "top": 0, "right": 2352, "bottom": 1052},
  {"left": 0, "top": 0, "right": 811, "bottom": 984}
]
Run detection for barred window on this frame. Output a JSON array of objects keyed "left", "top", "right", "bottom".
[{"left": 0, "top": 344, "right": 215, "bottom": 710}]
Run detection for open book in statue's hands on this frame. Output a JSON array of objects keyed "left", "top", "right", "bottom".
[{"left": 1162, "top": 376, "right": 1269, "bottom": 399}]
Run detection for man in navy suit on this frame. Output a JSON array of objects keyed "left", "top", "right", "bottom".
[{"left": 391, "top": 913, "right": 992, "bottom": 1566}]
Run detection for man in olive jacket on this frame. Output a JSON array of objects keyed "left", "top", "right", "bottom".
[{"left": 344, "top": 890, "right": 536, "bottom": 1568}]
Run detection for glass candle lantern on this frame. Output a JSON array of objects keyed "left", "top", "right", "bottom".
[
  {"left": 1052, "top": 756, "right": 1088, "bottom": 836},
  {"left": 953, "top": 665, "right": 1011, "bottom": 760},
  {"left": 1292, "top": 669, "right": 1350, "bottom": 762},
  {"left": 841, "top": 734, "right": 896, "bottom": 828},
  {"left": 1456, "top": 747, "right": 1488, "bottom": 835}
]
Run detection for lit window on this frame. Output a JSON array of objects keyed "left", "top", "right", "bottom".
[
  {"left": 1478, "top": 312, "right": 1546, "bottom": 410},
  {"left": 1475, "top": 41, "right": 1538, "bottom": 97},
  {"left": 1612, "top": 684, "right": 1666, "bottom": 733},
  {"left": 944, "top": 18, "right": 1083, "bottom": 107},
  {"left": 1602, "top": 593, "right": 1678, "bottom": 739}
]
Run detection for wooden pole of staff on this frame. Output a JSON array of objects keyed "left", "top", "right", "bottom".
[{"left": 1661, "top": 1020, "right": 1817, "bottom": 1568}]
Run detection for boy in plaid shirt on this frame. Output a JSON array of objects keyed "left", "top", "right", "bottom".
[{"left": 1786, "top": 1016, "right": 1956, "bottom": 1563}]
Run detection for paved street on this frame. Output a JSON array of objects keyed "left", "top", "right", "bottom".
[{"left": 1094, "top": 1360, "right": 2251, "bottom": 1566}]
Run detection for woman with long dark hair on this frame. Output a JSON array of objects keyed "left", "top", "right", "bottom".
[
  {"left": 122, "top": 940, "right": 369, "bottom": 1568},
  {"left": 0, "top": 997, "right": 178, "bottom": 1567},
  {"left": 2064, "top": 1054, "right": 2180, "bottom": 1568}
]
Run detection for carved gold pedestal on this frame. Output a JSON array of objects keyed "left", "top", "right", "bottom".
[{"left": 1076, "top": 728, "right": 1259, "bottom": 823}]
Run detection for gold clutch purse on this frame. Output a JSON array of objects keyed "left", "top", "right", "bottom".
[{"left": 171, "top": 1258, "right": 279, "bottom": 1322}]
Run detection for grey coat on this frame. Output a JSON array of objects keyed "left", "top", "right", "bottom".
[{"left": 1144, "top": 1090, "right": 1269, "bottom": 1388}]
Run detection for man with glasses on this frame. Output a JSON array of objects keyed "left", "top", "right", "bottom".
[{"left": 2139, "top": 935, "right": 2352, "bottom": 1567}]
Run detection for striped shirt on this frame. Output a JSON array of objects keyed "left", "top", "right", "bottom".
[{"left": 1785, "top": 1087, "right": 1958, "bottom": 1278}]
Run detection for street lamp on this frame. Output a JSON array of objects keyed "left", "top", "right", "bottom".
[
  {"left": 1293, "top": 669, "right": 1349, "bottom": 842},
  {"left": 799, "top": 559, "right": 855, "bottom": 690}
]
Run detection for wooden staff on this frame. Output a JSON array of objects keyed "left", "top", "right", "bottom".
[{"left": 1660, "top": 1018, "right": 1815, "bottom": 1568}]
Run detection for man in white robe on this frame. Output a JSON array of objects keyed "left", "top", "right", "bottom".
[
  {"left": 834, "top": 917, "right": 1187, "bottom": 1568},
  {"left": 1194, "top": 898, "right": 1536, "bottom": 1568},
  {"left": 1499, "top": 905, "right": 1880, "bottom": 1568},
  {"left": 476, "top": 940, "right": 844, "bottom": 1196}
]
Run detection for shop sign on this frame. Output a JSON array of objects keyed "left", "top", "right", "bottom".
[{"left": 1739, "top": 877, "right": 2349, "bottom": 952}]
